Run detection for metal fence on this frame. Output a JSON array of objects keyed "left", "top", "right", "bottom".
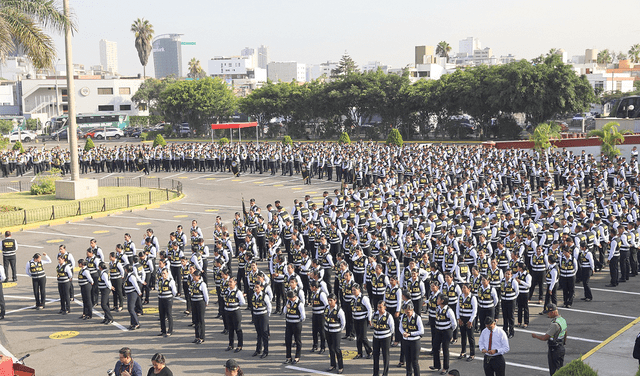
[
  {"left": 0, "top": 178, "right": 182, "bottom": 227},
  {"left": 0, "top": 176, "right": 183, "bottom": 194}
]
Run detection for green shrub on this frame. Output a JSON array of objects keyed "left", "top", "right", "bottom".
[
  {"left": 338, "top": 132, "right": 351, "bottom": 144},
  {"left": 219, "top": 137, "right": 229, "bottom": 146},
  {"left": 130, "top": 116, "right": 149, "bottom": 128},
  {"left": 140, "top": 132, "right": 149, "bottom": 141},
  {"left": 163, "top": 123, "right": 173, "bottom": 136},
  {"left": 153, "top": 133, "right": 167, "bottom": 148},
  {"left": 30, "top": 169, "right": 62, "bottom": 195},
  {"left": 283, "top": 135, "right": 293, "bottom": 146},
  {"left": 26, "top": 118, "right": 41, "bottom": 131},
  {"left": 84, "top": 137, "right": 95, "bottom": 151},
  {"left": 0, "top": 136, "right": 8, "bottom": 151},
  {"left": 386, "top": 128, "right": 403, "bottom": 146},
  {"left": 12, "top": 140, "right": 25, "bottom": 153},
  {"left": 553, "top": 358, "right": 598, "bottom": 376}
]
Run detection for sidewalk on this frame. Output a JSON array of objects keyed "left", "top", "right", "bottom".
[{"left": 583, "top": 317, "right": 640, "bottom": 376}]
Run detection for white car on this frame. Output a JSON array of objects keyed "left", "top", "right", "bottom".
[
  {"left": 9, "top": 130, "right": 37, "bottom": 142},
  {"left": 92, "top": 127, "right": 124, "bottom": 140}
]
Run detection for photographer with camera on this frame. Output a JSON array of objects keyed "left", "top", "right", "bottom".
[{"left": 111, "top": 347, "right": 142, "bottom": 376}]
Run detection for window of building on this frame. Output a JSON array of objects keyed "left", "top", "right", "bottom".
[
  {"left": 61, "top": 89, "right": 68, "bottom": 95},
  {"left": 119, "top": 104, "right": 131, "bottom": 111},
  {"left": 595, "top": 81, "right": 604, "bottom": 90},
  {"left": 138, "top": 103, "right": 148, "bottom": 111},
  {"left": 119, "top": 87, "right": 131, "bottom": 95},
  {"left": 98, "top": 88, "right": 113, "bottom": 95},
  {"left": 98, "top": 105, "right": 115, "bottom": 111}
]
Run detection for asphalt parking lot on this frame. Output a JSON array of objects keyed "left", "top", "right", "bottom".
[{"left": 1, "top": 167, "right": 638, "bottom": 376}]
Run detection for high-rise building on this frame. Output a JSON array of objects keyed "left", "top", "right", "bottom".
[
  {"left": 152, "top": 34, "right": 183, "bottom": 78},
  {"left": 585, "top": 49, "right": 599, "bottom": 64},
  {"left": 258, "top": 45, "right": 269, "bottom": 69},
  {"left": 459, "top": 37, "right": 481, "bottom": 57},
  {"left": 267, "top": 62, "right": 306, "bottom": 82},
  {"left": 99, "top": 39, "right": 118, "bottom": 74},
  {"left": 415, "top": 46, "right": 435, "bottom": 66}
]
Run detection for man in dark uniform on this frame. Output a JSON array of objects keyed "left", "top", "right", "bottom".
[
  {"left": 532, "top": 304, "right": 567, "bottom": 376},
  {"left": 2, "top": 231, "right": 17, "bottom": 282},
  {"left": 251, "top": 282, "right": 271, "bottom": 358},
  {"left": 324, "top": 293, "right": 345, "bottom": 374}
]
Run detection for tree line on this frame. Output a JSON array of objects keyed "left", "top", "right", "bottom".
[{"left": 132, "top": 54, "right": 595, "bottom": 141}]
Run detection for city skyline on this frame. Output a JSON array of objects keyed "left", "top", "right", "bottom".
[{"left": 48, "top": 0, "right": 639, "bottom": 77}]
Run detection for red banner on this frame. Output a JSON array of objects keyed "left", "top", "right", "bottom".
[{"left": 210, "top": 122, "right": 258, "bottom": 130}]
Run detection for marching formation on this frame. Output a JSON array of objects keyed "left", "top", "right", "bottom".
[{"left": 3, "top": 140, "right": 640, "bottom": 376}]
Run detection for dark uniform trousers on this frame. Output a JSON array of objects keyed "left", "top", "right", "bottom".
[
  {"left": 312, "top": 313, "right": 326, "bottom": 349},
  {"left": 285, "top": 321, "right": 303, "bottom": 359},
  {"left": 58, "top": 281, "right": 71, "bottom": 312},
  {"left": 80, "top": 283, "right": 93, "bottom": 318},
  {"left": 559, "top": 276, "right": 575, "bottom": 306},
  {"left": 253, "top": 313, "right": 269, "bottom": 354},
  {"left": 609, "top": 256, "right": 620, "bottom": 286},
  {"left": 127, "top": 292, "right": 139, "bottom": 326},
  {"left": 192, "top": 300, "right": 206, "bottom": 340},
  {"left": 227, "top": 309, "right": 243, "bottom": 347},
  {"left": 517, "top": 293, "right": 529, "bottom": 326},
  {"left": 402, "top": 338, "right": 421, "bottom": 376},
  {"left": 0, "top": 281, "right": 4, "bottom": 318},
  {"left": 544, "top": 284, "right": 558, "bottom": 308},
  {"left": 459, "top": 317, "right": 476, "bottom": 356},
  {"left": 3, "top": 256, "right": 16, "bottom": 281},
  {"left": 548, "top": 344, "right": 565, "bottom": 376},
  {"left": 483, "top": 355, "right": 506, "bottom": 376},
  {"left": 159, "top": 297, "right": 173, "bottom": 334},
  {"left": 91, "top": 273, "right": 100, "bottom": 306},
  {"left": 326, "top": 331, "right": 344, "bottom": 369},
  {"left": 32, "top": 276, "right": 46, "bottom": 307},
  {"left": 372, "top": 336, "right": 391, "bottom": 376},
  {"left": 111, "top": 278, "right": 123, "bottom": 308},
  {"left": 478, "top": 308, "right": 494, "bottom": 334},
  {"left": 529, "top": 271, "right": 544, "bottom": 301},
  {"left": 100, "top": 288, "right": 113, "bottom": 321},
  {"left": 354, "top": 318, "right": 372, "bottom": 356},
  {"left": 501, "top": 299, "right": 515, "bottom": 337},
  {"left": 581, "top": 268, "right": 593, "bottom": 300}
]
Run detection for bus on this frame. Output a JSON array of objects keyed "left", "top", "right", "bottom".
[{"left": 48, "top": 113, "right": 130, "bottom": 133}]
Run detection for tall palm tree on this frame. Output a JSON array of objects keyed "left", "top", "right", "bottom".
[
  {"left": 629, "top": 44, "right": 640, "bottom": 63},
  {"left": 436, "top": 41, "right": 451, "bottom": 62},
  {"left": 187, "top": 57, "right": 205, "bottom": 79},
  {"left": 0, "top": 0, "right": 74, "bottom": 69},
  {"left": 597, "top": 49, "right": 612, "bottom": 65},
  {"left": 131, "top": 18, "right": 154, "bottom": 78}
]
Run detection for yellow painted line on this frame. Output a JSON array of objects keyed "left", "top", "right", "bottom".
[
  {"left": 174, "top": 214, "right": 188, "bottom": 218},
  {"left": 143, "top": 307, "right": 159, "bottom": 315},
  {"left": 313, "top": 196, "right": 324, "bottom": 200},
  {"left": 136, "top": 222, "right": 151, "bottom": 226},
  {"left": 49, "top": 331, "right": 79, "bottom": 339},
  {"left": 292, "top": 188, "right": 303, "bottom": 190},
  {"left": 232, "top": 179, "right": 241, "bottom": 182},
  {"left": 582, "top": 316, "right": 640, "bottom": 360},
  {"left": 305, "top": 191, "right": 317, "bottom": 194},
  {"left": 205, "top": 209, "right": 219, "bottom": 212},
  {"left": 253, "top": 181, "right": 264, "bottom": 184},
  {"left": 273, "top": 184, "right": 283, "bottom": 187},
  {"left": 206, "top": 178, "right": 216, "bottom": 180},
  {"left": 148, "top": 176, "right": 156, "bottom": 178},
  {"left": 46, "top": 239, "right": 64, "bottom": 243},
  {"left": 10, "top": 180, "right": 18, "bottom": 183},
  {"left": 93, "top": 230, "right": 109, "bottom": 234},
  {"left": 178, "top": 176, "right": 188, "bottom": 179},
  {"left": 341, "top": 350, "right": 358, "bottom": 360},
  {"left": 2, "top": 282, "right": 17, "bottom": 288},
  {"left": 209, "top": 289, "right": 217, "bottom": 295}
]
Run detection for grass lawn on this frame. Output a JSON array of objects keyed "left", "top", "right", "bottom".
[{"left": 2, "top": 187, "right": 157, "bottom": 210}]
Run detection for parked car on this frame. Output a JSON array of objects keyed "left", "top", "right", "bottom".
[
  {"left": 84, "top": 127, "right": 124, "bottom": 140},
  {"left": 9, "top": 130, "right": 37, "bottom": 142},
  {"left": 178, "top": 123, "right": 192, "bottom": 137},
  {"left": 51, "top": 128, "right": 82, "bottom": 141},
  {"left": 124, "top": 127, "right": 142, "bottom": 137}
]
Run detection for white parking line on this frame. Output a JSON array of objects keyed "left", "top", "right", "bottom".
[
  {"left": 162, "top": 172, "right": 184, "bottom": 179},
  {"left": 99, "top": 173, "right": 115, "bottom": 180},
  {"left": 72, "top": 300, "right": 128, "bottom": 332},
  {"left": 0, "top": 343, "right": 17, "bottom": 361},
  {"left": 148, "top": 208, "right": 217, "bottom": 216},
  {"left": 112, "top": 215, "right": 182, "bottom": 223},
  {"left": 7, "top": 186, "right": 18, "bottom": 192},
  {"left": 70, "top": 223, "right": 140, "bottom": 231},
  {"left": 576, "top": 285, "right": 640, "bottom": 296},
  {"left": 515, "top": 328, "right": 601, "bottom": 343},
  {"left": 189, "top": 173, "right": 217, "bottom": 181},
  {"left": 17, "top": 273, "right": 57, "bottom": 280},
  {"left": 285, "top": 366, "right": 336, "bottom": 376},
  {"left": 23, "top": 230, "right": 93, "bottom": 239},
  {"left": 529, "top": 303, "right": 636, "bottom": 319},
  {"left": 18, "top": 244, "right": 44, "bottom": 249}
]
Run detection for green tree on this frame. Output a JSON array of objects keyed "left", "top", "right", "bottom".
[
  {"left": 629, "top": 44, "right": 640, "bottom": 63},
  {"left": 331, "top": 52, "right": 358, "bottom": 77},
  {"left": 152, "top": 133, "right": 166, "bottom": 148},
  {"left": 159, "top": 77, "right": 237, "bottom": 133},
  {"left": 282, "top": 135, "right": 292, "bottom": 145},
  {"left": 617, "top": 51, "right": 628, "bottom": 61},
  {"left": 530, "top": 122, "right": 561, "bottom": 152},
  {"left": 84, "top": 136, "right": 95, "bottom": 151},
  {"left": 338, "top": 131, "right": 351, "bottom": 144},
  {"left": 218, "top": 137, "right": 229, "bottom": 145},
  {"left": 131, "top": 76, "right": 175, "bottom": 115},
  {"left": 0, "top": 119, "right": 12, "bottom": 134},
  {"left": 436, "top": 41, "right": 451, "bottom": 62},
  {"left": 25, "top": 118, "right": 40, "bottom": 131},
  {"left": 597, "top": 49, "right": 613, "bottom": 64},
  {"left": 588, "top": 121, "right": 629, "bottom": 159},
  {"left": 12, "top": 140, "right": 24, "bottom": 152},
  {"left": 131, "top": 18, "right": 154, "bottom": 78},
  {"left": 0, "top": 0, "right": 74, "bottom": 69},
  {"left": 386, "top": 128, "right": 403, "bottom": 146},
  {"left": 553, "top": 358, "right": 597, "bottom": 376},
  {"left": 238, "top": 81, "right": 280, "bottom": 137},
  {"left": 187, "top": 57, "right": 206, "bottom": 79}
]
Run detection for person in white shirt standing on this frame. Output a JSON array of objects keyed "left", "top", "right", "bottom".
[{"left": 479, "top": 317, "right": 510, "bottom": 376}]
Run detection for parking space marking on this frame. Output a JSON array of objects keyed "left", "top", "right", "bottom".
[
  {"left": 114, "top": 215, "right": 181, "bottom": 223},
  {"left": 46, "top": 239, "right": 65, "bottom": 243},
  {"left": 72, "top": 300, "right": 128, "bottom": 331},
  {"left": 582, "top": 316, "right": 640, "bottom": 360},
  {"left": 163, "top": 172, "right": 184, "bottom": 179},
  {"left": 529, "top": 303, "right": 636, "bottom": 319},
  {"left": 71, "top": 223, "right": 140, "bottom": 231},
  {"left": 576, "top": 285, "right": 640, "bottom": 296},
  {"left": 24, "top": 230, "right": 93, "bottom": 239},
  {"left": 149, "top": 208, "right": 217, "bottom": 216},
  {"left": 19, "top": 244, "right": 44, "bottom": 249},
  {"left": 515, "top": 328, "right": 601, "bottom": 343},
  {"left": 190, "top": 173, "right": 216, "bottom": 181},
  {"left": 136, "top": 222, "right": 151, "bottom": 225},
  {"left": 285, "top": 365, "right": 336, "bottom": 376},
  {"left": 99, "top": 173, "right": 115, "bottom": 180}
]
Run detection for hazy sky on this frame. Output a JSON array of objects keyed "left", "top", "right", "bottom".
[{"left": 51, "top": 0, "right": 640, "bottom": 77}]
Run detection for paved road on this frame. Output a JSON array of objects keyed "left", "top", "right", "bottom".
[{"left": 1, "top": 168, "right": 638, "bottom": 376}]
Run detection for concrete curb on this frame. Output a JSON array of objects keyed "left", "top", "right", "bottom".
[
  {"left": 3, "top": 192, "right": 185, "bottom": 233},
  {"left": 582, "top": 316, "right": 640, "bottom": 376}
]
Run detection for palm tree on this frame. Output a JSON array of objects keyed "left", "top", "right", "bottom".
[
  {"left": 187, "top": 57, "right": 205, "bottom": 79},
  {"left": 131, "top": 18, "right": 154, "bottom": 78},
  {"left": 0, "top": 0, "right": 74, "bottom": 69},
  {"left": 436, "top": 41, "right": 451, "bottom": 62},
  {"left": 629, "top": 44, "right": 640, "bottom": 63},
  {"left": 597, "top": 49, "right": 612, "bottom": 65}
]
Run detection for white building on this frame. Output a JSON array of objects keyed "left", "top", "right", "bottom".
[
  {"left": 267, "top": 62, "right": 306, "bottom": 82},
  {"left": 257, "top": 45, "right": 270, "bottom": 70},
  {"left": 208, "top": 56, "right": 266, "bottom": 95},
  {"left": 307, "top": 61, "right": 338, "bottom": 81},
  {"left": 390, "top": 63, "right": 450, "bottom": 84},
  {"left": 0, "top": 56, "right": 36, "bottom": 81},
  {"left": 17, "top": 77, "right": 148, "bottom": 120},
  {"left": 99, "top": 39, "right": 118, "bottom": 74},
  {"left": 362, "top": 61, "right": 391, "bottom": 74},
  {"left": 459, "top": 37, "right": 481, "bottom": 56}
]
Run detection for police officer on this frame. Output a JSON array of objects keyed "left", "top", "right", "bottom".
[
  {"left": 456, "top": 283, "right": 477, "bottom": 361},
  {"left": 25, "top": 252, "right": 51, "bottom": 309},
  {"left": 283, "top": 289, "right": 306, "bottom": 364},
  {"left": 0, "top": 263, "right": 5, "bottom": 319},
  {"left": 430, "top": 294, "right": 457, "bottom": 375},
  {"left": 157, "top": 268, "right": 177, "bottom": 337},
  {"left": 532, "top": 304, "right": 567, "bottom": 376},
  {"left": 190, "top": 270, "right": 209, "bottom": 344},
  {"left": 2, "top": 231, "right": 17, "bottom": 282},
  {"left": 55, "top": 255, "right": 73, "bottom": 314},
  {"left": 309, "top": 281, "right": 328, "bottom": 354},
  {"left": 400, "top": 301, "right": 423, "bottom": 376},
  {"left": 97, "top": 262, "right": 114, "bottom": 324},
  {"left": 225, "top": 277, "right": 245, "bottom": 352},
  {"left": 371, "top": 300, "right": 394, "bottom": 376},
  {"left": 324, "top": 293, "right": 345, "bottom": 374},
  {"left": 251, "top": 282, "right": 271, "bottom": 358},
  {"left": 351, "top": 283, "right": 373, "bottom": 359},
  {"left": 77, "top": 259, "right": 94, "bottom": 319}
]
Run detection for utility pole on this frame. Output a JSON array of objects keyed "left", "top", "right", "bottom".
[{"left": 63, "top": 0, "right": 79, "bottom": 181}]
